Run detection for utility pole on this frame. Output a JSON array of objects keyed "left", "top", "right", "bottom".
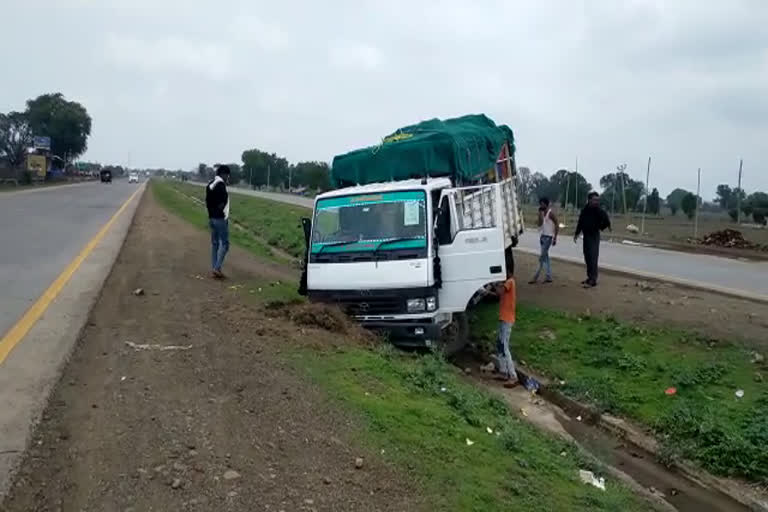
[
  {"left": 574, "top": 157, "right": 579, "bottom": 211},
  {"left": 736, "top": 158, "right": 743, "bottom": 224},
  {"left": 267, "top": 164, "right": 271, "bottom": 190},
  {"left": 288, "top": 166, "right": 293, "bottom": 191},
  {"left": 616, "top": 164, "right": 628, "bottom": 216},
  {"left": 694, "top": 167, "right": 701, "bottom": 239},
  {"left": 640, "top": 156, "right": 651, "bottom": 236}
]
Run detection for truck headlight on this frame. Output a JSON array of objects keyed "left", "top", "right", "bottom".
[
  {"left": 407, "top": 298, "right": 426, "bottom": 312},
  {"left": 426, "top": 296, "right": 437, "bottom": 311}
]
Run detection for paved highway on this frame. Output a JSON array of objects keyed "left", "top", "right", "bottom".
[
  {"left": 216, "top": 184, "right": 768, "bottom": 301},
  {"left": 0, "top": 181, "right": 142, "bottom": 339}
]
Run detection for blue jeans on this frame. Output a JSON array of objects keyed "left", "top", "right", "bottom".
[
  {"left": 209, "top": 218, "right": 229, "bottom": 271},
  {"left": 533, "top": 235, "right": 553, "bottom": 281},
  {"left": 496, "top": 321, "right": 517, "bottom": 379}
]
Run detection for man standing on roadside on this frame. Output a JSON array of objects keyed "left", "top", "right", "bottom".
[
  {"left": 529, "top": 197, "right": 559, "bottom": 284},
  {"left": 206, "top": 165, "right": 231, "bottom": 279},
  {"left": 574, "top": 192, "right": 611, "bottom": 288}
]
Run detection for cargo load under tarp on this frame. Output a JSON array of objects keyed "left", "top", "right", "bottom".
[{"left": 331, "top": 114, "right": 515, "bottom": 187}]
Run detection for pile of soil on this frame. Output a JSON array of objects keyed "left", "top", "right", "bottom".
[
  {"left": 285, "top": 303, "right": 377, "bottom": 348},
  {"left": 696, "top": 229, "right": 767, "bottom": 251}
]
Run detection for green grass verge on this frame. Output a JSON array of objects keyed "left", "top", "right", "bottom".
[
  {"left": 158, "top": 179, "right": 768, "bottom": 483},
  {"left": 154, "top": 179, "right": 651, "bottom": 510},
  {"left": 472, "top": 304, "right": 768, "bottom": 482},
  {"left": 298, "top": 347, "right": 650, "bottom": 511},
  {"left": 168, "top": 181, "right": 306, "bottom": 258},
  {"left": 151, "top": 180, "right": 282, "bottom": 262}
]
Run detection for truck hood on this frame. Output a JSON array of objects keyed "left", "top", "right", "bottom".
[{"left": 307, "top": 259, "right": 429, "bottom": 290}]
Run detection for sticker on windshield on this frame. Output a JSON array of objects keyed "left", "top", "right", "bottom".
[{"left": 403, "top": 201, "right": 420, "bottom": 226}]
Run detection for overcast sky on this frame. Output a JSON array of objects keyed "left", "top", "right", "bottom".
[{"left": 2, "top": 0, "right": 767, "bottom": 196}]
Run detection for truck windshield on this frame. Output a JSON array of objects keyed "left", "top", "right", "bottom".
[{"left": 311, "top": 190, "right": 427, "bottom": 254}]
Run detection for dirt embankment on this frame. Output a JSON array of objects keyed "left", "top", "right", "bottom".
[{"left": 2, "top": 191, "right": 419, "bottom": 512}]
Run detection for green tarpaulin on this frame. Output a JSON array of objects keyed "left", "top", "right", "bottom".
[{"left": 331, "top": 114, "right": 515, "bottom": 187}]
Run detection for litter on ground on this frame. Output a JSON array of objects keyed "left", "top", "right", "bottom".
[
  {"left": 578, "top": 470, "right": 606, "bottom": 491},
  {"left": 125, "top": 341, "right": 193, "bottom": 351}
]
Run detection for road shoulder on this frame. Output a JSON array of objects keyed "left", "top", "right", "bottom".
[{"left": 0, "top": 185, "right": 145, "bottom": 499}]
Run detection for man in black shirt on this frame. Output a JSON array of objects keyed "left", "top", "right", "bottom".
[
  {"left": 205, "top": 165, "right": 231, "bottom": 278},
  {"left": 574, "top": 192, "right": 611, "bottom": 287}
]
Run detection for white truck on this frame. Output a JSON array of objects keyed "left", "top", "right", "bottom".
[{"left": 299, "top": 115, "right": 524, "bottom": 353}]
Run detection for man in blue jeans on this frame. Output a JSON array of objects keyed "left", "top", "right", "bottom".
[
  {"left": 205, "top": 165, "right": 231, "bottom": 278},
  {"left": 529, "top": 197, "right": 559, "bottom": 284}
]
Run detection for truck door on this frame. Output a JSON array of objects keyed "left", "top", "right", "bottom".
[{"left": 434, "top": 184, "right": 507, "bottom": 312}]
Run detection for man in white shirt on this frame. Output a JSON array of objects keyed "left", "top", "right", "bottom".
[{"left": 529, "top": 197, "right": 559, "bottom": 284}]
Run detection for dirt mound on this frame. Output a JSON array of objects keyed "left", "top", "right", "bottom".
[
  {"left": 697, "top": 229, "right": 767, "bottom": 251},
  {"left": 290, "top": 303, "right": 351, "bottom": 333},
  {"left": 283, "top": 304, "right": 376, "bottom": 347}
]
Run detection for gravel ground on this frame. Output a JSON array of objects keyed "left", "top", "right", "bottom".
[{"left": 2, "top": 191, "right": 420, "bottom": 512}]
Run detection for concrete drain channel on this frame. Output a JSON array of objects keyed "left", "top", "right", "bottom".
[{"left": 452, "top": 352, "right": 761, "bottom": 512}]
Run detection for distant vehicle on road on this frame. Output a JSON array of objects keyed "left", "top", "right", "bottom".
[
  {"left": 100, "top": 169, "right": 112, "bottom": 183},
  {"left": 128, "top": 173, "right": 139, "bottom": 183}
]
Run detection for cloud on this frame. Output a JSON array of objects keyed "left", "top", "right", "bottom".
[
  {"left": 328, "top": 42, "right": 384, "bottom": 72},
  {"left": 1, "top": 0, "right": 766, "bottom": 193},
  {"left": 231, "top": 15, "right": 291, "bottom": 51},
  {"left": 103, "top": 34, "right": 234, "bottom": 80}
]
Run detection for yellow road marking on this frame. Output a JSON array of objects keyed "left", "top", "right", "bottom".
[{"left": 0, "top": 186, "right": 143, "bottom": 364}]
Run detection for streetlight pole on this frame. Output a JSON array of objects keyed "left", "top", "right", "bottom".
[
  {"left": 616, "top": 163, "right": 628, "bottom": 216},
  {"left": 694, "top": 167, "right": 701, "bottom": 239},
  {"left": 640, "top": 156, "right": 651, "bottom": 236},
  {"left": 574, "top": 157, "right": 579, "bottom": 211},
  {"left": 736, "top": 159, "right": 743, "bottom": 224}
]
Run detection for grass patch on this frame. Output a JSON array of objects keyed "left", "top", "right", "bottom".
[
  {"left": 158, "top": 180, "right": 768, "bottom": 482},
  {"left": 298, "top": 347, "right": 650, "bottom": 511},
  {"left": 168, "top": 181, "right": 307, "bottom": 258},
  {"left": 156, "top": 182, "right": 653, "bottom": 508},
  {"left": 151, "top": 180, "right": 280, "bottom": 262},
  {"left": 472, "top": 303, "right": 768, "bottom": 482}
]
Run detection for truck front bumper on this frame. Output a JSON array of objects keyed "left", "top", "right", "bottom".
[{"left": 359, "top": 319, "right": 442, "bottom": 348}]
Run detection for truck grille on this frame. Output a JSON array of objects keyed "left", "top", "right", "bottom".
[{"left": 339, "top": 296, "right": 402, "bottom": 316}]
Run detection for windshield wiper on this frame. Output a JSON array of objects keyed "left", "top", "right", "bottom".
[
  {"left": 316, "top": 240, "right": 359, "bottom": 254},
  {"left": 372, "top": 237, "right": 424, "bottom": 261}
]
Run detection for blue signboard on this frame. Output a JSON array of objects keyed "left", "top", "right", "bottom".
[{"left": 33, "top": 136, "right": 51, "bottom": 150}]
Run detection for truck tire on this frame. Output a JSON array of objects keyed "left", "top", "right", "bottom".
[{"left": 439, "top": 312, "right": 469, "bottom": 357}]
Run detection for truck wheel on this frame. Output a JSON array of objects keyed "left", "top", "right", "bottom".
[{"left": 439, "top": 312, "right": 469, "bottom": 357}]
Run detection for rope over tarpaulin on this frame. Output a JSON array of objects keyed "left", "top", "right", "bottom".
[{"left": 331, "top": 114, "right": 515, "bottom": 187}]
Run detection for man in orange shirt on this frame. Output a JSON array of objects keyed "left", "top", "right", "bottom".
[{"left": 494, "top": 269, "right": 518, "bottom": 388}]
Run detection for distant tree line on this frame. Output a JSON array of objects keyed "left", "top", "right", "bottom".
[
  {"left": 715, "top": 184, "right": 767, "bottom": 225},
  {"left": 518, "top": 167, "right": 661, "bottom": 215},
  {"left": 197, "top": 148, "right": 331, "bottom": 192},
  {"left": 519, "top": 165, "right": 767, "bottom": 225}
]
